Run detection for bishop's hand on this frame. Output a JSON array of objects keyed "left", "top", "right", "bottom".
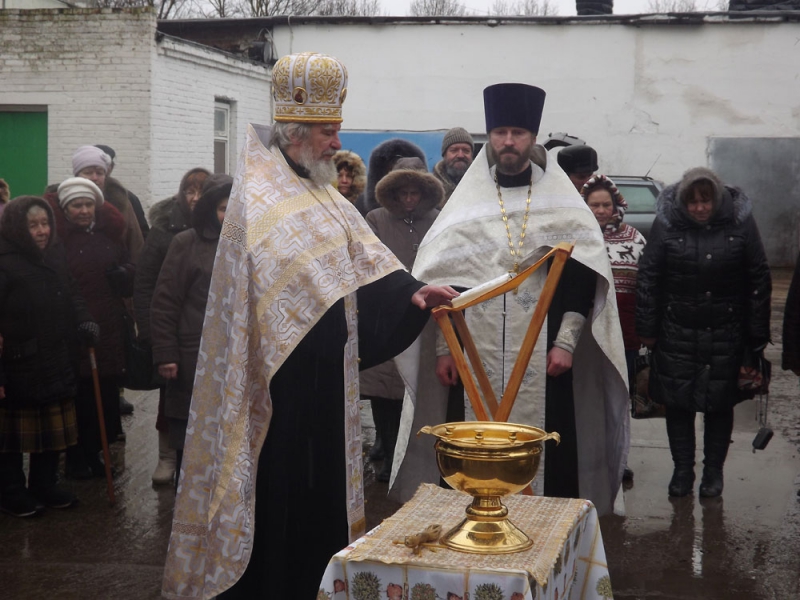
[{"left": 411, "top": 285, "right": 459, "bottom": 310}]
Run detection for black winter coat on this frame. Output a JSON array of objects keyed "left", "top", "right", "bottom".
[
  {"left": 636, "top": 184, "right": 771, "bottom": 413},
  {"left": 0, "top": 199, "right": 91, "bottom": 407}
]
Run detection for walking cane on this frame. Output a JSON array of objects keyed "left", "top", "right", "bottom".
[{"left": 88, "top": 347, "right": 116, "bottom": 506}]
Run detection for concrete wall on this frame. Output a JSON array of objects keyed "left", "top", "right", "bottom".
[
  {"left": 0, "top": 8, "right": 154, "bottom": 198},
  {"left": 269, "top": 19, "right": 800, "bottom": 263},
  {"left": 151, "top": 37, "right": 270, "bottom": 202}
]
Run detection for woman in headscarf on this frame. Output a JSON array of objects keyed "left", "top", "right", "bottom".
[
  {"left": 636, "top": 167, "right": 771, "bottom": 498},
  {"left": 0, "top": 196, "right": 96, "bottom": 516},
  {"left": 133, "top": 167, "right": 210, "bottom": 485},
  {"left": 582, "top": 175, "right": 646, "bottom": 391},
  {"left": 150, "top": 174, "right": 232, "bottom": 487},
  {"left": 361, "top": 157, "right": 444, "bottom": 481},
  {"left": 583, "top": 175, "right": 645, "bottom": 482},
  {"left": 45, "top": 178, "right": 135, "bottom": 479}
]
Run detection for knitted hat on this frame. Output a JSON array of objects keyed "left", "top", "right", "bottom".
[
  {"left": 483, "top": 83, "right": 546, "bottom": 134},
  {"left": 441, "top": 127, "right": 474, "bottom": 156},
  {"left": 72, "top": 145, "right": 111, "bottom": 176},
  {"left": 557, "top": 145, "right": 599, "bottom": 174},
  {"left": 272, "top": 52, "right": 348, "bottom": 124},
  {"left": 57, "top": 177, "right": 104, "bottom": 209}
]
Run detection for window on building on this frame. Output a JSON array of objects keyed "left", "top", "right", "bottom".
[{"left": 214, "top": 102, "right": 231, "bottom": 174}]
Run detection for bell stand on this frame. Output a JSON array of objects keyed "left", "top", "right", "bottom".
[{"left": 431, "top": 241, "right": 575, "bottom": 424}]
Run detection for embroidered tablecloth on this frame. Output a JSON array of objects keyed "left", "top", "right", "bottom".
[{"left": 319, "top": 484, "right": 613, "bottom": 600}]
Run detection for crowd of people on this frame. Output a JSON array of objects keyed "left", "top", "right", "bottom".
[
  {"left": 0, "top": 146, "right": 234, "bottom": 517},
  {"left": 0, "top": 48, "right": 784, "bottom": 600}
]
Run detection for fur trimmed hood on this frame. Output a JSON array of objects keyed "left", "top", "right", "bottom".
[
  {"left": 0, "top": 179, "right": 9, "bottom": 205},
  {"left": 375, "top": 157, "right": 444, "bottom": 218},
  {"left": 656, "top": 168, "right": 751, "bottom": 229},
  {"left": 0, "top": 195, "right": 55, "bottom": 258},
  {"left": 360, "top": 139, "right": 427, "bottom": 214},
  {"left": 333, "top": 150, "right": 366, "bottom": 203}
]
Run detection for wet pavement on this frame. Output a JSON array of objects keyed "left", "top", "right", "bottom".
[{"left": 2, "top": 270, "right": 800, "bottom": 599}]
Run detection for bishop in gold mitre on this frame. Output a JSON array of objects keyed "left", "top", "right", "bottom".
[{"left": 161, "top": 52, "right": 457, "bottom": 600}]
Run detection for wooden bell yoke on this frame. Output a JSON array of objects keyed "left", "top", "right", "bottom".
[{"left": 432, "top": 242, "right": 575, "bottom": 424}]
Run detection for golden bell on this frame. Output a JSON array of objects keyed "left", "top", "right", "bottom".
[
  {"left": 419, "top": 421, "right": 560, "bottom": 554},
  {"left": 271, "top": 52, "right": 348, "bottom": 124}
]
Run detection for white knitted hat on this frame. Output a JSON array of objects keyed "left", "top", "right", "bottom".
[{"left": 57, "top": 177, "right": 105, "bottom": 209}]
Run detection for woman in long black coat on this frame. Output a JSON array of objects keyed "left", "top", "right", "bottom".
[
  {"left": 636, "top": 167, "right": 771, "bottom": 498},
  {"left": 0, "top": 196, "right": 95, "bottom": 516},
  {"left": 150, "top": 174, "right": 231, "bottom": 484}
]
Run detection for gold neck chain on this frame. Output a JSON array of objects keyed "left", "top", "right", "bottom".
[
  {"left": 304, "top": 181, "right": 354, "bottom": 247},
  {"left": 494, "top": 171, "right": 533, "bottom": 274}
]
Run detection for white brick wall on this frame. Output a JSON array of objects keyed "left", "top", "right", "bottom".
[
  {"left": 151, "top": 37, "right": 270, "bottom": 204},
  {"left": 0, "top": 8, "right": 270, "bottom": 212},
  {"left": 0, "top": 9, "right": 155, "bottom": 200}
]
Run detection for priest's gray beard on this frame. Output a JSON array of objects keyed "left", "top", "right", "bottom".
[{"left": 298, "top": 145, "right": 337, "bottom": 186}]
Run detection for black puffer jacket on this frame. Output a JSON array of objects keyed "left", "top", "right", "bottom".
[
  {"left": 636, "top": 168, "right": 771, "bottom": 413},
  {"left": 0, "top": 196, "right": 91, "bottom": 407}
]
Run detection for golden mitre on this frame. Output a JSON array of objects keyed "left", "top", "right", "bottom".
[{"left": 272, "top": 52, "right": 348, "bottom": 124}]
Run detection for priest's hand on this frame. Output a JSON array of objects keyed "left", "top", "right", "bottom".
[
  {"left": 159, "top": 363, "right": 178, "bottom": 380},
  {"left": 436, "top": 354, "right": 459, "bottom": 386},
  {"left": 411, "top": 285, "right": 459, "bottom": 310},
  {"left": 546, "top": 347, "right": 573, "bottom": 377}
]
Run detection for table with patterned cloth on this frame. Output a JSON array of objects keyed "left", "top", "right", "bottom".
[{"left": 319, "top": 484, "right": 613, "bottom": 600}]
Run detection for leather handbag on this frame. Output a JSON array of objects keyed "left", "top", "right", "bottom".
[
  {"left": 122, "top": 312, "right": 164, "bottom": 391},
  {"left": 630, "top": 351, "right": 665, "bottom": 419}
]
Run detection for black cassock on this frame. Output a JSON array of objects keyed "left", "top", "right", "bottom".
[{"left": 219, "top": 269, "right": 427, "bottom": 600}]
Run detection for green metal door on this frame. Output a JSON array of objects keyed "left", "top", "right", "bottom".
[{"left": 0, "top": 109, "right": 48, "bottom": 198}]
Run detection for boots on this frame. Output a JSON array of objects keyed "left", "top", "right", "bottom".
[
  {"left": 152, "top": 430, "right": 177, "bottom": 485},
  {"left": 377, "top": 401, "right": 402, "bottom": 483},
  {"left": 666, "top": 407, "right": 696, "bottom": 497},
  {"left": 29, "top": 451, "right": 77, "bottom": 509},
  {"left": 699, "top": 409, "right": 733, "bottom": 498}
]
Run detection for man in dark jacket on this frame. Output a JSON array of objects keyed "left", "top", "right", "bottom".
[
  {"left": 557, "top": 144, "right": 599, "bottom": 192},
  {"left": 95, "top": 144, "right": 149, "bottom": 239}
]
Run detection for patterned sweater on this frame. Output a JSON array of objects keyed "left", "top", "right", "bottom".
[{"left": 604, "top": 222, "right": 646, "bottom": 350}]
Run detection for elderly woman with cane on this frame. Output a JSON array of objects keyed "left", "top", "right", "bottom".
[
  {"left": 44, "top": 178, "right": 135, "bottom": 479},
  {"left": 0, "top": 196, "right": 97, "bottom": 516}
]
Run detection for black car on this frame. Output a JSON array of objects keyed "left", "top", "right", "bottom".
[{"left": 607, "top": 176, "right": 663, "bottom": 240}]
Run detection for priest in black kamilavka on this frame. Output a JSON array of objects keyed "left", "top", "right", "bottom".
[{"left": 391, "top": 83, "right": 630, "bottom": 517}]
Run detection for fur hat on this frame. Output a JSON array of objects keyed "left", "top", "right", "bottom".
[
  {"left": 441, "top": 127, "right": 474, "bottom": 156},
  {"left": 72, "top": 145, "right": 111, "bottom": 176},
  {"left": 57, "top": 177, "right": 104, "bottom": 209},
  {"left": 332, "top": 150, "right": 367, "bottom": 202},
  {"left": 360, "top": 139, "right": 428, "bottom": 215},
  {"left": 375, "top": 157, "right": 444, "bottom": 217},
  {"left": 557, "top": 145, "right": 598, "bottom": 174}
]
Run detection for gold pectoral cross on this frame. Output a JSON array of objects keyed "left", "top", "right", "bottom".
[{"left": 510, "top": 264, "right": 520, "bottom": 294}]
